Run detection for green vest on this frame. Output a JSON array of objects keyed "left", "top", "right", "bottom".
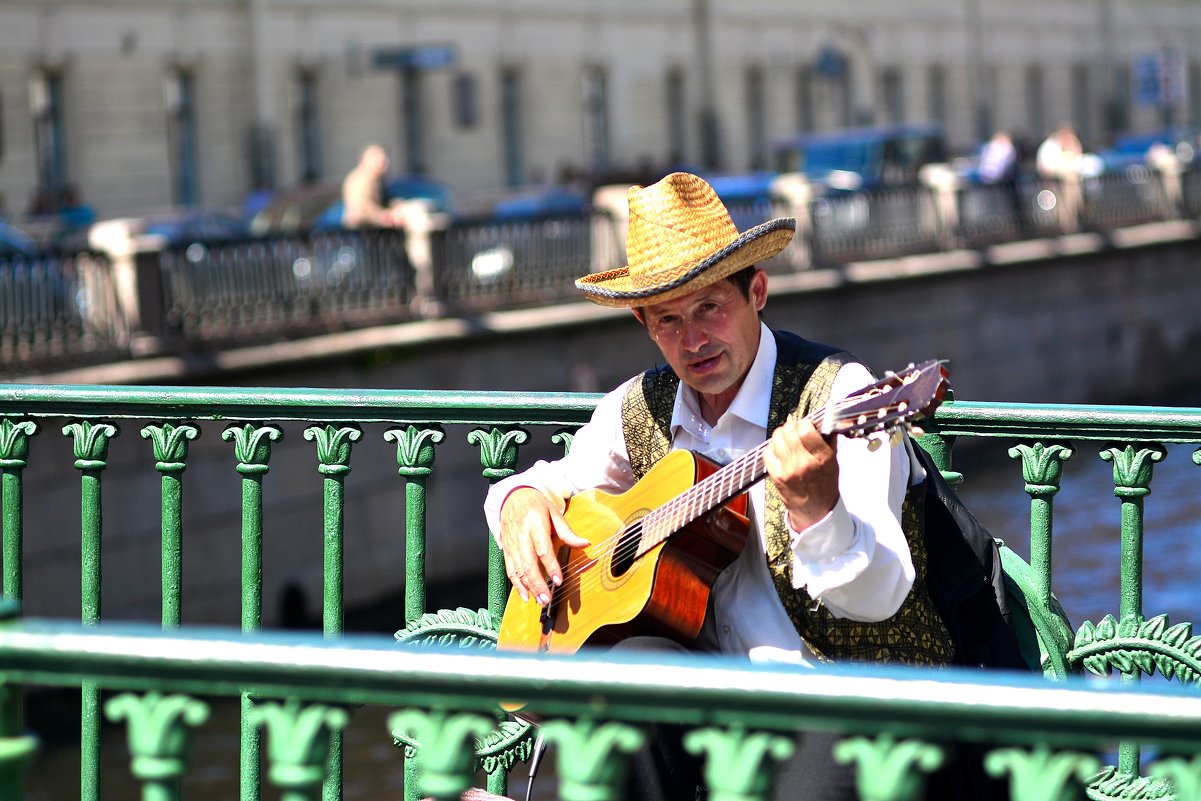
[{"left": 620, "top": 329, "right": 955, "bottom": 665}]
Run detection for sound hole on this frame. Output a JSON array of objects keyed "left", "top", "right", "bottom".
[{"left": 611, "top": 525, "right": 641, "bottom": 578}]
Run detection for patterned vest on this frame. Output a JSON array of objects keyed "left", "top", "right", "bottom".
[{"left": 620, "top": 329, "right": 955, "bottom": 665}]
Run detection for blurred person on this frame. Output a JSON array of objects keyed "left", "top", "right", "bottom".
[
  {"left": 1035, "top": 124, "right": 1083, "bottom": 179},
  {"left": 488, "top": 172, "right": 1024, "bottom": 801},
  {"left": 1036, "top": 124, "right": 1084, "bottom": 233},
  {"left": 978, "top": 131, "right": 1028, "bottom": 235},
  {"left": 341, "top": 144, "right": 405, "bottom": 228}
]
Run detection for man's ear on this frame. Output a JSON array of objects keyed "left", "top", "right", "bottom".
[
  {"left": 750, "top": 269, "right": 768, "bottom": 312},
  {"left": 631, "top": 308, "right": 646, "bottom": 326}
]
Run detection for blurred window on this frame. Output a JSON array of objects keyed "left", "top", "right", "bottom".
[
  {"left": 881, "top": 67, "right": 904, "bottom": 124},
  {"left": 1190, "top": 62, "right": 1201, "bottom": 131},
  {"left": 31, "top": 69, "right": 67, "bottom": 200},
  {"left": 297, "top": 69, "right": 322, "bottom": 183},
  {"left": 1071, "top": 64, "right": 1091, "bottom": 143},
  {"left": 796, "top": 65, "right": 815, "bottom": 134},
  {"left": 166, "top": 69, "right": 198, "bottom": 205},
  {"left": 454, "top": 72, "right": 478, "bottom": 129},
  {"left": 1026, "top": 65, "right": 1045, "bottom": 143},
  {"left": 666, "top": 67, "right": 686, "bottom": 165},
  {"left": 402, "top": 69, "right": 426, "bottom": 175},
  {"left": 582, "top": 65, "right": 609, "bottom": 173},
  {"left": 746, "top": 65, "right": 766, "bottom": 169},
  {"left": 500, "top": 67, "right": 524, "bottom": 188},
  {"left": 1112, "top": 63, "right": 1130, "bottom": 135},
  {"left": 927, "top": 64, "right": 947, "bottom": 128}
]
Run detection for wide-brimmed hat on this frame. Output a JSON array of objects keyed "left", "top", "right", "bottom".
[{"left": 575, "top": 172, "right": 795, "bottom": 308}]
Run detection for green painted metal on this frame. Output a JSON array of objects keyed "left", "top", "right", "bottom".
[
  {"left": 105, "top": 692, "right": 209, "bottom": 801},
  {"left": 684, "top": 725, "right": 793, "bottom": 801},
  {"left": 250, "top": 699, "right": 348, "bottom": 801},
  {"left": 142, "top": 423, "right": 200, "bottom": 629},
  {"left": 387, "top": 424, "right": 445, "bottom": 627},
  {"left": 223, "top": 422, "right": 282, "bottom": 801},
  {"left": 0, "top": 421, "right": 32, "bottom": 798},
  {"left": 0, "top": 419, "right": 37, "bottom": 601},
  {"left": 541, "top": 718, "right": 644, "bottom": 801},
  {"left": 305, "top": 423, "right": 361, "bottom": 801},
  {"left": 64, "top": 419, "right": 116, "bottom": 801},
  {"left": 3, "top": 388, "right": 1201, "bottom": 799},
  {"left": 832, "top": 735, "right": 944, "bottom": 801}
]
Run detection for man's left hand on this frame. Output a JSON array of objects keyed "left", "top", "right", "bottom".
[{"left": 764, "top": 416, "right": 840, "bottom": 531}]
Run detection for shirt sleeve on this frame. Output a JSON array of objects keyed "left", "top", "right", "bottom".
[
  {"left": 483, "top": 378, "right": 637, "bottom": 543},
  {"left": 785, "top": 362, "right": 918, "bottom": 622}
]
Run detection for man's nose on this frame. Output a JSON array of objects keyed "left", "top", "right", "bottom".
[{"left": 679, "top": 317, "right": 707, "bottom": 349}]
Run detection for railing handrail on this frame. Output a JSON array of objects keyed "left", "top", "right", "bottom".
[
  {"left": 6, "top": 386, "right": 1201, "bottom": 442},
  {"left": 3, "top": 615, "right": 1200, "bottom": 750}
]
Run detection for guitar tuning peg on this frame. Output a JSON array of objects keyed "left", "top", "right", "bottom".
[
  {"left": 889, "top": 429, "right": 904, "bottom": 448},
  {"left": 866, "top": 437, "right": 883, "bottom": 452},
  {"left": 909, "top": 425, "right": 925, "bottom": 438}
]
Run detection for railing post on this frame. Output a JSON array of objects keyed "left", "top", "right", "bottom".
[
  {"left": 396, "top": 199, "right": 451, "bottom": 318},
  {"left": 63, "top": 419, "right": 118, "bottom": 801},
  {"left": 769, "top": 173, "right": 815, "bottom": 270},
  {"left": 1008, "top": 442, "right": 1075, "bottom": 611},
  {"left": 385, "top": 425, "right": 445, "bottom": 629},
  {"left": 1100, "top": 442, "right": 1165, "bottom": 779},
  {"left": 0, "top": 599, "right": 36, "bottom": 800},
  {"left": 141, "top": 423, "right": 201, "bottom": 629},
  {"left": 223, "top": 422, "right": 284, "bottom": 801},
  {"left": 467, "top": 425, "right": 530, "bottom": 801},
  {"left": 304, "top": 424, "right": 362, "bottom": 801},
  {"left": 0, "top": 422, "right": 36, "bottom": 801},
  {"left": 918, "top": 163, "right": 962, "bottom": 251},
  {"left": 88, "top": 220, "right": 177, "bottom": 356}
]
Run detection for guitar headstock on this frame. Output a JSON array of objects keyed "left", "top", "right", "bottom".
[{"left": 823, "top": 360, "right": 949, "bottom": 441}]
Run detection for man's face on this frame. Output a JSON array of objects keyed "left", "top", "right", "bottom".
[{"left": 637, "top": 270, "right": 767, "bottom": 418}]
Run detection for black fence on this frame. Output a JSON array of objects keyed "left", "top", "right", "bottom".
[{"left": 3, "top": 164, "right": 1200, "bottom": 379}]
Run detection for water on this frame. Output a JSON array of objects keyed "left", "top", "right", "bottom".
[{"left": 21, "top": 443, "right": 1201, "bottom": 798}]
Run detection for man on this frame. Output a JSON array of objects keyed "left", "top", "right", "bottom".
[
  {"left": 485, "top": 172, "right": 1020, "bottom": 800},
  {"left": 341, "top": 144, "right": 404, "bottom": 228}
]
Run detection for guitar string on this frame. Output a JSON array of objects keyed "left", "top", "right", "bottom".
[
  {"left": 547, "top": 371, "right": 936, "bottom": 603},
  {"left": 547, "top": 391, "right": 878, "bottom": 600},
  {"left": 548, "top": 385, "right": 921, "bottom": 601}
]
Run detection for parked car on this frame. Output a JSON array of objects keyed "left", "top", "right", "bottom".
[
  {"left": 0, "top": 221, "right": 40, "bottom": 259},
  {"left": 1097, "top": 128, "right": 1197, "bottom": 174},
  {"left": 773, "top": 124, "right": 946, "bottom": 192}
]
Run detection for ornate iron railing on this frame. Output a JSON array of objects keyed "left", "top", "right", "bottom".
[{"left": 0, "top": 386, "right": 1200, "bottom": 799}]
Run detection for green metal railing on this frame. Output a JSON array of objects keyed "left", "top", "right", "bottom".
[{"left": 0, "top": 385, "right": 1200, "bottom": 800}]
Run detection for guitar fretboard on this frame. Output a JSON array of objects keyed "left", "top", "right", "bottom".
[{"left": 635, "top": 441, "right": 770, "bottom": 557}]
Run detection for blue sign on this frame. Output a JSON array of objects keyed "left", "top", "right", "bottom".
[{"left": 372, "top": 44, "right": 456, "bottom": 70}]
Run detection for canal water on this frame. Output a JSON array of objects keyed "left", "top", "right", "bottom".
[{"left": 22, "top": 438, "right": 1201, "bottom": 799}]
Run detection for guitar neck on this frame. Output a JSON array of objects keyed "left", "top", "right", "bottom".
[{"left": 637, "top": 441, "right": 769, "bottom": 555}]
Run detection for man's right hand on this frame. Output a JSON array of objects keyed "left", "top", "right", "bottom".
[{"left": 499, "top": 487, "right": 590, "bottom": 605}]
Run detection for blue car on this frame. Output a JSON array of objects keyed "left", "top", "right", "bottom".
[
  {"left": 0, "top": 221, "right": 40, "bottom": 259},
  {"left": 773, "top": 124, "right": 946, "bottom": 191}
]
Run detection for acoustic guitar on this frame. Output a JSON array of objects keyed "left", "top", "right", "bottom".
[{"left": 496, "top": 360, "right": 949, "bottom": 656}]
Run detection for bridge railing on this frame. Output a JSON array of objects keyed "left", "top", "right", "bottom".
[
  {"left": 5, "top": 163, "right": 1200, "bottom": 379},
  {"left": 0, "top": 385, "right": 1200, "bottom": 799}
]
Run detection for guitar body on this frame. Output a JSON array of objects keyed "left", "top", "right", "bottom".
[{"left": 497, "top": 449, "right": 750, "bottom": 655}]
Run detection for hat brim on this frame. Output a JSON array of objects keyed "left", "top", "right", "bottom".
[{"left": 575, "top": 217, "right": 796, "bottom": 308}]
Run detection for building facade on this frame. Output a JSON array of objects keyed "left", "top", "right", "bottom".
[{"left": 1, "top": 0, "right": 1199, "bottom": 221}]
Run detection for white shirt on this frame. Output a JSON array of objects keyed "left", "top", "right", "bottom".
[{"left": 484, "top": 322, "right": 921, "bottom": 666}]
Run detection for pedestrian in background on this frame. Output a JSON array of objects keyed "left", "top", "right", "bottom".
[{"left": 341, "top": 144, "right": 405, "bottom": 229}]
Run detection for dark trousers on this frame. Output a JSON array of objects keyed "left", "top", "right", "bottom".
[
  {"left": 612, "top": 637, "right": 858, "bottom": 801},
  {"left": 609, "top": 637, "right": 1000, "bottom": 801}
]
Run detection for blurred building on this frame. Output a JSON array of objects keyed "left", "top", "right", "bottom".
[{"left": 0, "top": 0, "right": 1199, "bottom": 220}]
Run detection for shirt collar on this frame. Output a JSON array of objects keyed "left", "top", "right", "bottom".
[{"left": 671, "top": 322, "right": 776, "bottom": 440}]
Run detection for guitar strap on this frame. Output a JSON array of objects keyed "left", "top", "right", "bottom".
[{"left": 621, "top": 328, "right": 956, "bottom": 665}]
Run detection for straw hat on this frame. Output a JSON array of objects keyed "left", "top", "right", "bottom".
[{"left": 576, "top": 172, "right": 795, "bottom": 308}]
